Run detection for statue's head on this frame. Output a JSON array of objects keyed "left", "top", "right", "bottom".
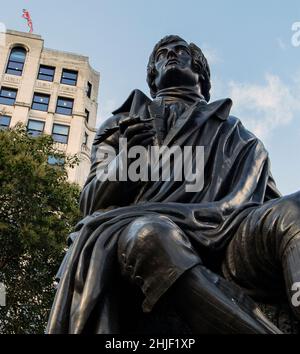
[{"left": 147, "top": 35, "right": 211, "bottom": 101}]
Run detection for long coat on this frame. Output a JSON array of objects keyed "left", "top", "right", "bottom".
[{"left": 46, "top": 89, "right": 281, "bottom": 334}]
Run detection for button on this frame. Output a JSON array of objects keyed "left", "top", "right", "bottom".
[
  {"left": 121, "top": 253, "right": 126, "bottom": 264},
  {"left": 135, "top": 276, "right": 144, "bottom": 286},
  {"left": 126, "top": 265, "right": 133, "bottom": 272}
]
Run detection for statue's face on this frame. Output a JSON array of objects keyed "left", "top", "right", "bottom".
[{"left": 153, "top": 40, "right": 200, "bottom": 91}]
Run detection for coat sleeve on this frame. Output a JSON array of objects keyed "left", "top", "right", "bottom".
[{"left": 79, "top": 114, "right": 138, "bottom": 216}]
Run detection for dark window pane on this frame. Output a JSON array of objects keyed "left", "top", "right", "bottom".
[
  {"left": 52, "top": 124, "right": 69, "bottom": 144},
  {"left": 33, "top": 94, "right": 50, "bottom": 104},
  {"left": 32, "top": 93, "right": 50, "bottom": 111},
  {"left": 57, "top": 98, "right": 73, "bottom": 108},
  {"left": 0, "top": 115, "right": 11, "bottom": 129},
  {"left": 7, "top": 61, "right": 24, "bottom": 71},
  {"left": 56, "top": 97, "right": 74, "bottom": 116},
  {"left": 0, "top": 97, "right": 15, "bottom": 105},
  {"left": 38, "top": 65, "right": 55, "bottom": 82},
  {"left": 40, "top": 66, "right": 55, "bottom": 76},
  {"left": 10, "top": 48, "right": 26, "bottom": 63},
  {"left": 53, "top": 124, "right": 69, "bottom": 135},
  {"left": 63, "top": 71, "right": 77, "bottom": 80},
  {"left": 28, "top": 120, "right": 44, "bottom": 131},
  {"left": 0, "top": 88, "right": 17, "bottom": 106},
  {"left": 85, "top": 109, "right": 90, "bottom": 123},
  {"left": 83, "top": 132, "right": 88, "bottom": 145},
  {"left": 6, "top": 47, "right": 26, "bottom": 76},
  {"left": 1, "top": 88, "right": 17, "bottom": 98},
  {"left": 61, "top": 78, "right": 75, "bottom": 86},
  {"left": 37, "top": 74, "right": 52, "bottom": 82},
  {"left": 61, "top": 69, "right": 78, "bottom": 86},
  {"left": 52, "top": 134, "right": 68, "bottom": 143},
  {"left": 56, "top": 106, "right": 72, "bottom": 115},
  {"left": 87, "top": 82, "right": 92, "bottom": 98},
  {"left": 32, "top": 103, "right": 48, "bottom": 111},
  {"left": 6, "top": 69, "right": 22, "bottom": 76}
]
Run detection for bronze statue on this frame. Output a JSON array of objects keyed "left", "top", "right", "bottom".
[{"left": 47, "top": 35, "right": 300, "bottom": 334}]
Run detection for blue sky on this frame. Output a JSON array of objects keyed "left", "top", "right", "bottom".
[{"left": 2, "top": 0, "right": 300, "bottom": 194}]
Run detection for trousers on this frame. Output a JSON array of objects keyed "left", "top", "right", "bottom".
[{"left": 117, "top": 192, "right": 300, "bottom": 323}]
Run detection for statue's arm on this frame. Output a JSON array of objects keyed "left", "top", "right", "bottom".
[{"left": 79, "top": 115, "right": 134, "bottom": 216}]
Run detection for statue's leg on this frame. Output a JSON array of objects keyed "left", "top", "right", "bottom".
[
  {"left": 118, "top": 215, "right": 281, "bottom": 334},
  {"left": 223, "top": 191, "right": 300, "bottom": 320}
]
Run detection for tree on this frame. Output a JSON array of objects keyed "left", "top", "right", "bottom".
[{"left": 0, "top": 125, "right": 81, "bottom": 333}]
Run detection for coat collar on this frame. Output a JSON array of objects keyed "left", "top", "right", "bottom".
[
  {"left": 112, "top": 89, "right": 232, "bottom": 121},
  {"left": 112, "top": 89, "right": 152, "bottom": 120}
]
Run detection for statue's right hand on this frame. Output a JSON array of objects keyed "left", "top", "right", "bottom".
[{"left": 119, "top": 117, "right": 156, "bottom": 149}]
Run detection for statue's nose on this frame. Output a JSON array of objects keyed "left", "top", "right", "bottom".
[{"left": 167, "top": 49, "right": 177, "bottom": 59}]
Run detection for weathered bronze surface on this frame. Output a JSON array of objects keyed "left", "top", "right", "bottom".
[{"left": 47, "top": 35, "right": 300, "bottom": 334}]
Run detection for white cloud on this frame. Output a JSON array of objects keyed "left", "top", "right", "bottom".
[
  {"left": 201, "top": 43, "right": 221, "bottom": 65},
  {"left": 227, "top": 74, "right": 300, "bottom": 141}
]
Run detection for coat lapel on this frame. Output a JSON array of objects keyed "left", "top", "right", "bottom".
[
  {"left": 163, "top": 98, "right": 233, "bottom": 146},
  {"left": 112, "top": 89, "right": 152, "bottom": 121}
]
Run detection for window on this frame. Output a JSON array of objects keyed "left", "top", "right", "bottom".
[
  {"left": 61, "top": 69, "right": 78, "bottom": 86},
  {"left": 48, "top": 155, "right": 65, "bottom": 166},
  {"left": 6, "top": 47, "right": 26, "bottom": 76},
  {"left": 27, "top": 119, "right": 45, "bottom": 136},
  {"left": 38, "top": 65, "right": 55, "bottom": 82},
  {"left": 32, "top": 93, "right": 50, "bottom": 111},
  {"left": 0, "top": 115, "right": 11, "bottom": 130},
  {"left": 56, "top": 97, "right": 74, "bottom": 116},
  {"left": 0, "top": 87, "right": 17, "bottom": 106},
  {"left": 85, "top": 109, "right": 90, "bottom": 124},
  {"left": 87, "top": 82, "right": 92, "bottom": 98},
  {"left": 52, "top": 124, "right": 69, "bottom": 144},
  {"left": 83, "top": 132, "right": 88, "bottom": 145}
]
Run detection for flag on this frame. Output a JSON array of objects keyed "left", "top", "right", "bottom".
[{"left": 22, "top": 9, "right": 33, "bottom": 33}]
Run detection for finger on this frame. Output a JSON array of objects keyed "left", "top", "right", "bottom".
[
  {"left": 127, "top": 132, "right": 155, "bottom": 148},
  {"left": 120, "top": 117, "right": 154, "bottom": 126},
  {"left": 119, "top": 117, "right": 141, "bottom": 127},
  {"left": 123, "top": 123, "right": 154, "bottom": 139},
  {"left": 119, "top": 117, "right": 145, "bottom": 133}
]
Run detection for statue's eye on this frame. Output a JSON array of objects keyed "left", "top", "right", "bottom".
[
  {"left": 156, "top": 51, "right": 166, "bottom": 61},
  {"left": 177, "top": 48, "right": 189, "bottom": 55}
]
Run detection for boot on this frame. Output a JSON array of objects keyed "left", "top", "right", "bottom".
[{"left": 171, "top": 265, "right": 282, "bottom": 334}]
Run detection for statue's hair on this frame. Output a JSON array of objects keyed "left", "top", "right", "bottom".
[{"left": 147, "top": 35, "right": 211, "bottom": 102}]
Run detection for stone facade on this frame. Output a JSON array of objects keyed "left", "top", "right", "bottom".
[{"left": 0, "top": 29, "right": 100, "bottom": 187}]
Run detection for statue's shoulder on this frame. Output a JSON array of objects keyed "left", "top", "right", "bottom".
[
  {"left": 226, "top": 114, "right": 265, "bottom": 148},
  {"left": 204, "top": 98, "right": 267, "bottom": 153},
  {"left": 94, "top": 89, "right": 152, "bottom": 146},
  {"left": 93, "top": 114, "right": 124, "bottom": 146},
  {"left": 205, "top": 98, "right": 260, "bottom": 144}
]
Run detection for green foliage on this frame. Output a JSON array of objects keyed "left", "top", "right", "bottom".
[{"left": 0, "top": 124, "right": 81, "bottom": 333}]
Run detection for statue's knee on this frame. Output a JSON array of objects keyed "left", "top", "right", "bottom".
[
  {"left": 118, "top": 215, "right": 184, "bottom": 276},
  {"left": 275, "top": 192, "right": 300, "bottom": 219},
  {"left": 118, "top": 215, "right": 177, "bottom": 257},
  {"left": 262, "top": 193, "right": 300, "bottom": 259}
]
